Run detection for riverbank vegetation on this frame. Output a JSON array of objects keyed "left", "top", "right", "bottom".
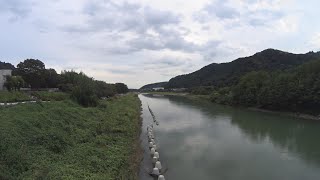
[
  {"left": 0, "top": 91, "right": 32, "bottom": 102},
  {"left": 30, "top": 91, "right": 69, "bottom": 101},
  {"left": 142, "top": 49, "right": 320, "bottom": 116},
  {"left": 190, "top": 59, "right": 320, "bottom": 115},
  {"left": 1, "top": 59, "right": 129, "bottom": 107},
  {"left": 0, "top": 94, "right": 142, "bottom": 179}
]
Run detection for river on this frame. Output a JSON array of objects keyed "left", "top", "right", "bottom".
[{"left": 138, "top": 94, "right": 320, "bottom": 180}]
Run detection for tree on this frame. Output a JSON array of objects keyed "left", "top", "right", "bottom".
[
  {"left": 58, "top": 71, "right": 129, "bottom": 106},
  {"left": 60, "top": 71, "right": 98, "bottom": 107},
  {"left": 115, "top": 83, "right": 129, "bottom": 94},
  {"left": 229, "top": 59, "right": 320, "bottom": 114},
  {"left": 0, "top": 61, "right": 15, "bottom": 70},
  {"left": 44, "top": 68, "right": 59, "bottom": 88},
  {"left": 4, "top": 76, "right": 25, "bottom": 91},
  {"left": 95, "top": 81, "right": 116, "bottom": 98},
  {"left": 15, "top": 59, "right": 46, "bottom": 89},
  {"left": 232, "top": 71, "right": 270, "bottom": 106}
]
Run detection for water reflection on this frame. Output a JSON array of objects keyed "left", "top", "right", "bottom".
[
  {"left": 139, "top": 94, "right": 320, "bottom": 180},
  {"left": 230, "top": 111, "right": 320, "bottom": 165}
]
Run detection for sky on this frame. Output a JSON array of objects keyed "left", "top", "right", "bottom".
[{"left": 0, "top": 0, "right": 319, "bottom": 88}]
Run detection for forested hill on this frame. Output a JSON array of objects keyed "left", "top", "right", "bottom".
[
  {"left": 166, "top": 49, "right": 320, "bottom": 88},
  {"left": 140, "top": 81, "right": 168, "bottom": 90},
  {"left": 0, "top": 61, "right": 15, "bottom": 70}
]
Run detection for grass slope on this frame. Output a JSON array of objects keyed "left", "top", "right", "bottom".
[
  {"left": 0, "top": 94, "right": 141, "bottom": 180},
  {"left": 30, "top": 91, "right": 69, "bottom": 101},
  {"left": 0, "top": 91, "right": 31, "bottom": 102}
]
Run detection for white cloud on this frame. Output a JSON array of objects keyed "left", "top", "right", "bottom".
[
  {"left": 0, "top": 0, "right": 318, "bottom": 88},
  {"left": 309, "top": 33, "right": 320, "bottom": 51}
]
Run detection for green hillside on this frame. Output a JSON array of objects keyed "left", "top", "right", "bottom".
[{"left": 166, "top": 49, "right": 320, "bottom": 88}]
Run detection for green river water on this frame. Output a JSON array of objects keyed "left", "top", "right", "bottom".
[{"left": 139, "top": 94, "right": 320, "bottom": 180}]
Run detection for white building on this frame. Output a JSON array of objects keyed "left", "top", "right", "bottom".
[
  {"left": 0, "top": 69, "right": 12, "bottom": 90},
  {"left": 153, "top": 87, "right": 164, "bottom": 91}
]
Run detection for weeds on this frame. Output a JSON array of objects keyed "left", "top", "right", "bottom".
[{"left": 0, "top": 94, "right": 141, "bottom": 179}]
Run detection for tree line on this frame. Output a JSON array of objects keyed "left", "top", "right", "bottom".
[
  {"left": 1, "top": 59, "right": 129, "bottom": 107},
  {"left": 191, "top": 59, "right": 320, "bottom": 115}
]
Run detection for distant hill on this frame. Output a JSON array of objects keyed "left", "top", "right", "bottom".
[
  {"left": 166, "top": 49, "right": 320, "bottom": 88},
  {"left": 140, "top": 81, "right": 168, "bottom": 90},
  {"left": 0, "top": 61, "right": 15, "bottom": 70}
]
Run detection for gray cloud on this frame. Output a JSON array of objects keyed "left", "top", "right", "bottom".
[
  {"left": 195, "top": 0, "right": 284, "bottom": 27},
  {"left": 193, "top": 0, "right": 240, "bottom": 23},
  {"left": 247, "top": 10, "right": 284, "bottom": 26},
  {"left": 0, "top": 0, "right": 33, "bottom": 19},
  {"left": 143, "top": 6, "right": 180, "bottom": 26},
  {"left": 61, "top": 1, "right": 194, "bottom": 54},
  {"left": 128, "top": 33, "right": 198, "bottom": 53},
  {"left": 204, "top": 1, "right": 240, "bottom": 19},
  {"left": 64, "top": 1, "right": 180, "bottom": 34},
  {"left": 142, "top": 56, "right": 199, "bottom": 77},
  {"left": 108, "top": 68, "right": 137, "bottom": 75},
  {"left": 145, "top": 58, "right": 188, "bottom": 67}
]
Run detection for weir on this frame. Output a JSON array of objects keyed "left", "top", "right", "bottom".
[{"left": 144, "top": 104, "right": 166, "bottom": 180}]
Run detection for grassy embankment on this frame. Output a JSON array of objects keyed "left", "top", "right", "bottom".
[
  {"left": 0, "top": 91, "right": 32, "bottom": 102},
  {"left": 30, "top": 91, "right": 69, "bottom": 101},
  {"left": 0, "top": 93, "right": 142, "bottom": 179}
]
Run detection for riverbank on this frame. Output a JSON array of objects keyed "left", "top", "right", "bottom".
[
  {"left": 144, "top": 92, "right": 320, "bottom": 121},
  {"left": 141, "top": 92, "right": 210, "bottom": 101},
  {"left": 0, "top": 94, "right": 142, "bottom": 179}
]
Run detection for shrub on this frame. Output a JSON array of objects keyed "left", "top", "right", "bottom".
[
  {"left": 71, "top": 86, "right": 98, "bottom": 107},
  {"left": 30, "top": 91, "right": 69, "bottom": 101},
  {"left": 0, "top": 91, "right": 31, "bottom": 102}
]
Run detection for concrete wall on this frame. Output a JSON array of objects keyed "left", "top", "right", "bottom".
[{"left": 0, "top": 69, "right": 12, "bottom": 90}]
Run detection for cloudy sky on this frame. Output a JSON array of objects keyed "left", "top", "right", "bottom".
[{"left": 0, "top": 0, "right": 319, "bottom": 88}]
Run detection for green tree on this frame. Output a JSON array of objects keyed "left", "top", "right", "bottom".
[
  {"left": 15, "top": 59, "right": 46, "bottom": 89},
  {"left": 4, "top": 76, "right": 25, "bottom": 91},
  {"left": 232, "top": 71, "right": 270, "bottom": 106},
  {"left": 60, "top": 71, "right": 98, "bottom": 107},
  {"left": 230, "top": 59, "right": 320, "bottom": 114},
  {"left": 44, "top": 68, "right": 59, "bottom": 88},
  {"left": 115, "top": 83, "right": 129, "bottom": 94},
  {"left": 0, "top": 61, "right": 15, "bottom": 70},
  {"left": 95, "top": 81, "right": 116, "bottom": 98}
]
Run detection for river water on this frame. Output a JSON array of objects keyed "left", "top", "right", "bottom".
[{"left": 138, "top": 94, "right": 320, "bottom": 180}]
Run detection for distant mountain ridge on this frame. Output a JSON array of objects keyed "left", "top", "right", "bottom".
[
  {"left": 140, "top": 81, "right": 168, "bottom": 90},
  {"left": 166, "top": 49, "right": 320, "bottom": 88}
]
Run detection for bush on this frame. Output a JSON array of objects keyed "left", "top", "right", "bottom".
[
  {"left": 209, "top": 87, "right": 233, "bottom": 105},
  {"left": 71, "top": 86, "right": 98, "bottom": 107},
  {"left": 0, "top": 91, "right": 31, "bottom": 102},
  {"left": 30, "top": 91, "right": 69, "bottom": 101},
  {"left": 191, "top": 86, "right": 215, "bottom": 95},
  {"left": 59, "top": 71, "right": 128, "bottom": 107}
]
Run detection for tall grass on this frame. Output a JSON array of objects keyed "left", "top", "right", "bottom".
[
  {"left": 0, "top": 91, "right": 31, "bottom": 102},
  {"left": 0, "top": 94, "right": 141, "bottom": 179},
  {"left": 30, "top": 91, "right": 69, "bottom": 101}
]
